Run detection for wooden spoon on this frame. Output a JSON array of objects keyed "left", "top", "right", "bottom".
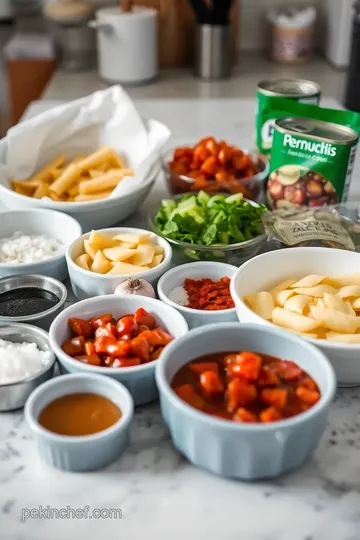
[{"left": 119, "top": 0, "right": 133, "bottom": 12}]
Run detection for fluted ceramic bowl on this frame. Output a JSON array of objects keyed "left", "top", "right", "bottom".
[{"left": 155, "top": 322, "right": 336, "bottom": 480}]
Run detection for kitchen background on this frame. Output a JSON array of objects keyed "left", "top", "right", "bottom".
[{"left": 0, "top": 0, "right": 356, "bottom": 135}]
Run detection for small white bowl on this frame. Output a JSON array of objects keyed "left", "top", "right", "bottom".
[
  {"left": 66, "top": 227, "right": 172, "bottom": 300},
  {"left": 0, "top": 209, "right": 82, "bottom": 281},
  {"left": 25, "top": 373, "right": 134, "bottom": 472},
  {"left": 49, "top": 294, "right": 189, "bottom": 405},
  {"left": 157, "top": 262, "right": 238, "bottom": 329},
  {"left": 230, "top": 247, "right": 360, "bottom": 387}
]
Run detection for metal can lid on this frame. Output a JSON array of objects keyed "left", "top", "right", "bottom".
[
  {"left": 258, "top": 79, "right": 321, "bottom": 98},
  {"left": 275, "top": 117, "right": 359, "bottom": 144}
]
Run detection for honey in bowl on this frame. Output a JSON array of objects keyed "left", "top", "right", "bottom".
[{"left": 38, "top": 393, "right": 122, "bottom": 436}]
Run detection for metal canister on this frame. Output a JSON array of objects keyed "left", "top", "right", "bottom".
[
  {"left": 267, "top": 117, "right": 359, "bottom": 209},
  {"left": 256, "top": 78, "right": 321, "bottom": 155}
]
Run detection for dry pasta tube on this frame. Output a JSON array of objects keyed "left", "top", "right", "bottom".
[
  {"left": 29, "top": 154, "right": 66, "bottom": 183},
  {"left": 50, "top": 164, "right": 81, "bottom": 196},
  {"left": 79, "top": 170, "right": 124, "bottom": 194}
]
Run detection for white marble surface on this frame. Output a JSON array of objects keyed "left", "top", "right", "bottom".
[{"left": 1, "top": 98, "right": 360, "bottom": 540}]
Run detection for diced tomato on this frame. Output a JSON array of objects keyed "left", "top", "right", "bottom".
[
  {"left": 275, "top": 360, "right": 302, "bottom": 381},
  {"left": 150, "top": 346, "right": 164, "bottom": 361},
  {"left": 90, "top": 314, "right": 112, "bottom": 330},
  {"left": 233, "top": 408, "right": 257, "bottom": 423},
  {"left": 134, "top": 308, "right": 156, "bottom": 330},
  {"left": 139, "top": 329, "right": 173, "bottom": 347},
  {"left": 199, "top": 371, "right": 224, "bottom": 396},
  {"left": 116, "top": 316, "right": 138, "bottom": 338},
  {"left": 94, "top": 336, "right": 131, "bottom": 357},
  {"left": 205, "top": 138, "right": 219, "bottom": 156},
  {"left": 174, "top": 384, "right": 206, "bottom": 410},
  {"left": 189, "top": 362, "right": 219, "bottom": 375},
  {"left": 261, "top": 388, "right": 288, "bottom": 409},
  {"left": 218, "top": 146, "right": 230, "bottom": 166},
  {"left": 138, "top": 325, "right": 150, "bottom": 333},
  {"left": 85, "top": 341, "right": 96, "bottom": 356},
  {"left": 257, "top": 367, "right": 279, "bottom": 387},
  {"left": 232, "top": 154, "right": 248, "bottom": 170},
  {"left": 200, "top": 156, "right": 217, "bottom": 176},
  {"left": 193, "top": 144, "right": 209, "bottom": 164},
  {"left": 74, "top": 354, "right": 101, "bottom": 366},
  {"left": 174, "top": 147, "right": 193, "bottom": 160},
  {"left": 296, "top": 387, "right": 320, "bottom": 405},
  {"left": 223, "top": 354, "right": 238, "bottom": 365},
  {"left": 111, "top": 357, "right": 142, "bottom": 368},
  {"left": 68, "top": 317, "right": 92, "bottom": 338},
  {"left": 226, "top": 378, "right": 257, "bottom": 412},
  {"left": 95, "top": 322, "right": 116, "bottom": 339},
  {"left": 299, "top": 377, "right": 318, "bottom": 391},
  {"left": 260, "top": 407, "right": 282, "bottom": 423},
  {"left": 232, "top": 352, "right": 262, "bottom": 380},
  {"left": 130, "top": 335, "right": 150, "bottom": 362},
  {"left": 62, "top": 336, "right": 85, "bottom": 356}
]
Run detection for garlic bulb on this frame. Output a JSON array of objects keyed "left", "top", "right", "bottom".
[{"left": 114, "top": 278, "right": 156, "bottom": 298}]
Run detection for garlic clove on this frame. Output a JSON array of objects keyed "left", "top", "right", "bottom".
[{"left": 114, "top": 278, "right": 156, "bottom": 298}]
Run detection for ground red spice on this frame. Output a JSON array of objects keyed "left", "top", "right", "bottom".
[{"left": 183, "top": 277, "right": 235, "bottom": 311}]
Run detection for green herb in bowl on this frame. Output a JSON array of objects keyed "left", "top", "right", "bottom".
[{"left": 151, "top": 192, "right": 268, "bottom": 264}]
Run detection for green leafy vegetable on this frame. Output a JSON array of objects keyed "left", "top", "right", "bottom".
[{"left": 154, "top": 192, "right": 267, "bottom": 246}]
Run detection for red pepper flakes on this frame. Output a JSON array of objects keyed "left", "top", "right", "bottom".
[{"left": 184, "top": 277, "right": 234, "bottom": 311}]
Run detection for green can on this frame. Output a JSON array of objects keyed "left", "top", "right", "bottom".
[
  {"left": 267, "top": 117, "right": 359, "bottom": 209},
  {"left": 256, "top": 79, "right": 321, "bottom": 155}
]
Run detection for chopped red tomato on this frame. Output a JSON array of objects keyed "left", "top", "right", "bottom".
[
  {"left": 130, "top": 335, "right": 150, "bottom": 362},
  {"left": 150, "top": 346, "right": 164, "bottom": 361},
  {"left": 62, "top": 336, "right": 85, "bottom": 356},
  {"left": 199, "top": 371, "right": 224, "bottom": 396},
  {"left": 174, "top": 384, "right": 206, "bottom": 410},
  {"left": 95, "top": 322, "right": 116, "bottom": 339},
  {"left": 275, "top": 360, "right": 302, "bottom": 381},
  {"left": 233, "top": 408, "right": 257, "bottom": 423},
  {"left": 94, "top": 336, "right": 131, "bottom": 357},
  {"left": 299, "top": 377, "right": 318, "bottom": 391},
  {"left": 68, "top": 317, "right": 92, "bottom": 338},
  {"left": 189, "top": 362, "right": 219, "bottom": 374},
  {"left": 84, "top": 341, "right": 96, "bottom": 356},
  {"left": 111, "top": 357, "right": 142, "bottom": 368},
  {"left": 116, "top": 316, "right": 138, "bottom": 338},
  {"left": 139, "top": 328, "right": 173, "bottom": 346},
  {"left": 296, "top": 387, "right": 320, "bottom": 405},
  {"left": 260, "top": 407, "right": 282, "bottom": 423},
  {"left": 90, "top": 313, "right": 113, "bottom": 330},
  {"left": 74, "top": 354, "right": 101, "bottom": 366},
  {"left": 257, "top": 367, "right": 279, "bottom": 387},
  {"left": 261, "top": 388, "right": 288, "bottom": 409},
  {"left": 134, "top": 308, "right": 156, "bottom": 330},
  {"left": 233, "top": 352, "right": 262, "bottom": 380},
  {"left": 227, "top": 378, "right": 257, "bottom": 412}
]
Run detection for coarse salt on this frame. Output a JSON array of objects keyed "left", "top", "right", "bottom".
[
  {"left": 168, "top": 286, "right": 188, "bottom": 306},
  {"left": 0, "top": 231, "right": 63, "bottom": 264},
  {"left": 0, "top": 339, "right": 51, "bottom": 384}
]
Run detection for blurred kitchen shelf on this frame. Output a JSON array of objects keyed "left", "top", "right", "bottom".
[{"left": 42, "top": 51, "right": 346, "bottom": 103}]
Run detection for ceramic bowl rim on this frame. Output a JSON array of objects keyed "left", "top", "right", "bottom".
[
  {"left": 230, "top": 247, "right": 360, "bottom": 351},
  {"left": 0, "top": 323, "right": 56, "bottom": 388},
  {"left": 49, "top": 294, "right": 189, "bottom": 375},
  {"left": 155, "top": 322, "right": 336, "bottom": 432},
  {"left": 0, "top": 208, "right": 82, "bottom": 269},
  {"left": 157, "top": 261, "right": 238, "bottom": 315},
  {"left": 24, "top": 372, "right": 134, "bottom": 443},
  {"left": 66, "top": 227, "right": 172, "bottom": 281}
]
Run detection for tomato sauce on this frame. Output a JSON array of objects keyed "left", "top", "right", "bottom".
[{"left": 171, "top": 351, "right": 320, "bottom": 423}]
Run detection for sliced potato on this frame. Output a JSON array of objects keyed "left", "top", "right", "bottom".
[
  {"left": 326, "top": 273, "right": 360, "bottom": 288},
  {"left": 88, "top": 231, "right": 118, "bottom": 248},
  {"left": 291, "top": 275, "right": 325, "bottom": 289},
  {"left": 91, "top": 250, "right": 111, "bottom": 274},
  {"left": 310, "top": 305, "right": 359, "bottom": 334},
  {"left": 270, "top": 279, "right": 297, "bottom": 296},
  {"left": 154, "top": 245, "right": 165, "bottom": 256},
  {"left": 326, "top": 332, "right": 360, "bottom": 344},
  {"left": 149, "top": 254, "right": 163, "bottom": 268},
  {"left": 351, "top": 297, "right": 360, "bottom": 311},
  {"left": 75, "top": 254, "right": 91, "bottom": 271},
  {"left": 247, "top": 292, "right": 274, "bottom": 320},
  {"left": 107, "top": 262, "right": 147, "bottom": 275},
  {"left": 273, "top": 289, "right": 295, "bottom": 307},
  {"left": 112, "top": 233, "right": 150, "bottom": 245},
  {"left": 284, "top": 294, "right": 312, "bottom": 315},
  {"left": 292, "top": 285, "right": 337, "bottom": 298},
  {"left": 336, "top": 286, "right": 360, "bottom": 299},
  {"left": 132, "top": 244, "right": 155, "bottom": 266},
  {"left": 102, "top": 246, "right": 136, "bottom": 262},
  {"left": 272, "top": 307, "right": 320, "bottom": 333},
  {"left": 84, "top": 240, "right": 101, "bottom": 261}
]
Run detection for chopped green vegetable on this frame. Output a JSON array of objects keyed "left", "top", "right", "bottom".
[{"left": 154, "top": 191, "right": 267, "bottom": 246}]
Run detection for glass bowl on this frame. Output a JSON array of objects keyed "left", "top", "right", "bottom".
[
  {"left": 148, "top": 195, "right": 267, "bottom": 265},
  {"left": 162, "top": 148, "right": 269, "bottom": 201}
]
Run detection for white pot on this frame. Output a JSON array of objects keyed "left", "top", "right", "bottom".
[{"left": 89, "top": 6, "right": 158, "bottom": 85}]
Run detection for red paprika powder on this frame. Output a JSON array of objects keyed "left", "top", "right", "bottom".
[{"left": 183, "top": 276, "right": 235, "bottom": 311}]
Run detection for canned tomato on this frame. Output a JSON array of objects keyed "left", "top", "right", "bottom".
[
  {"left": 267, "top": 117, "right": 359, "bottom": 209},
  {"left": 256, "top": 78, "right": 321, "bottom": 154}
]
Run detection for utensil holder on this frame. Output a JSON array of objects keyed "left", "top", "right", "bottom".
[{"left": 195, "top": 24, "right": 232, "bottom": 80}]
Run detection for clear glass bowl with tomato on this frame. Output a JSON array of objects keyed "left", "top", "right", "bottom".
[{"left": 162, "top": 138, "right": 269, "bottom": 201}]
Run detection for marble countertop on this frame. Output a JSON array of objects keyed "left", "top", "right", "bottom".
[{"left": 1, "top": 98, "right": 360, "bottom": 540}]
